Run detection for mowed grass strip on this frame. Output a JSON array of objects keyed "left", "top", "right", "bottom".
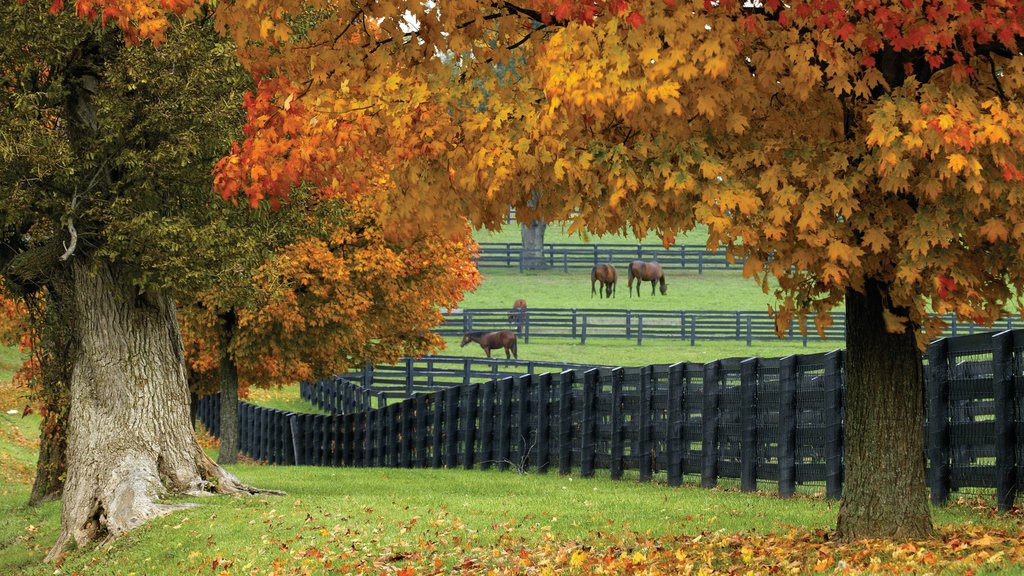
[{"left": 2, "top": 435, "right": 1023, "bottom": 575}]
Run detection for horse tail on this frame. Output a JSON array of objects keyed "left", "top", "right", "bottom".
[
  {"left": 512, "top": 335, "right": 518, "bottom": 359},
  {"left": 591, "top": 267, "right": 597, "bottom": 297},
  {"left": 627, "top": 264, "right": 635, "bottom": 297}
]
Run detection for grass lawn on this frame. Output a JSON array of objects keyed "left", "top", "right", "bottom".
[{"left": 2, "top": 408, "right": 1024, "bottom": 575}]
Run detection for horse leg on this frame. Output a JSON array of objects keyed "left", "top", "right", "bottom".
[{"left": 483, "top": 346, "right": 492, "bottom": 358}]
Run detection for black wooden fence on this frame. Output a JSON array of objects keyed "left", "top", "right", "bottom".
[
  {"left": 476, "top": 242, "right": 741, "bottom": 273},
  {"left": 438, "top": 308, "right": 1023, "bottom": 346},
  {"left": 196, "top": 328, "right": 1024, "bottom": 509}
]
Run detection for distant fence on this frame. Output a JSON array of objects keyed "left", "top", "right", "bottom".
[
  {"left": 197, "top": 329, "right": 1024, "bottom": 509},
  {"left": 438, "top": 308, "right": 1024, "bottom": 346},
  {"left": 476, "top": 242, "right": 742, "bottom": 273}
]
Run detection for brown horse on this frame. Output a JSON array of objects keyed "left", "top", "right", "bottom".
[
  {"left": 508, "top": 298, "right": 528, "bottom": 324},
  {"left": 591, "top": 263, "right": 617, "bottom": 298},
  {"left": 627, "top": 260, "right": 667, "bottom": 297},
  {"left": 461, "top": 331, "right": 518, "bottom": 359}
]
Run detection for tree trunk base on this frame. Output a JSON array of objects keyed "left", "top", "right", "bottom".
[
  {"left": 44, "top": 260, "right": 283, "bottom": 563},
  {"left": 834, "top": 279, "right": 933, "bottom": 542}
]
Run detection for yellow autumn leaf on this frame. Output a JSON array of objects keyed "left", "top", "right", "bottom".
[
  {"left": 947, "top": 153, "right": 968, "bottom": 174},
  {"left": 980, "top": 218, "right": 1009, "bottom": 242}
]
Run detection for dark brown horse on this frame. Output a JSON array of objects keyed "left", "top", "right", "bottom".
[
  {"left": 461, "top": 331, "right": 518, "bottom": 359},
  {"left": 507, "top": 298, "right": 528, "bottom": 324},
  {"left": 591, "top": 263, "right": 617, "bottom": 298},
  {"left": 627, "top": 260, "right": 667, "bottom": 297}
]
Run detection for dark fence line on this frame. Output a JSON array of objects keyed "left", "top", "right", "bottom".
[
  {"left": 199, "top": 352, "right": 845, "bottom": 498},
  {"left": 438, "top": 308, "right": 1023, "bottom": 346},
  {"left": 304, "top": 356, "right": 606, "bottom": 411},
  {"left": 476, "top": 242, "right": 742, "bottom": 273},
  {"left": 196, "top": 328, "right": 1024, "bottom": 509}
]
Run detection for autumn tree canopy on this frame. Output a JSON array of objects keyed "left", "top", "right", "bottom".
[{"left": 210, "top": 0, "right": 1024, "bottom": 541}]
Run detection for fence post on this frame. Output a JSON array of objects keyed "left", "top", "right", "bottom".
[
  {"left": 572, "top": 309, "right": 578, "bottom": 340},
  {"left": 536, "top": 373, "right": 551, "bottom": 473},
  {"left": 497, "top": 377, "right": 514, "bottom": 471},
  {"left": 666, "top": 363, "right": 685, "bottom": 487},
  {"left": 778, "top": 356, "right": 797, "bottom": 497},
  {"left": 992, "top": 330, "right": 1017, "bottom": 511},
  {"left": 363, "top": 361, "right": 374, "bottom": 389},
  {"left": 701, "top": 361, "right": 721, "bottom": 488},
  {"left": 463, "top": 384, "right": 479, "bottom": 470},
  {"left": 609, "top": 368, "right": 625, "bottom": 481},
  {"left": 745, "top": 317, "right": 752, "bottom": 347},
  {"left": 690, "top": 316, "right": 697, "bottom": 347},
  {"left": 516, "top": 375, "right": 532, "bottom": 471},
  {"left": 639, "top": 365, "right": 654, "bottom": 482},
  {"left": 376, "top": 392, "right": 388, "bottom": 467},
  {"left": 463, "top": 357, "right": 472, "bottom": 388},
  {"left": 388, "top": 403, "right": 401, "bottom": 467},
  {"left": 289, "top": 414, "right": 301, "bottom": 466},
  {"left": 401, "top": 398, "right": 414, "bottom": 468},
  {"left": 480, "top": 380, "right": 496, "bottom": 470},
  {"left": 364, "top": 406, "right": 376, "bottom": 467},
  {"left": 445, "top": 386, "right": 459, "bottom": 469},
  {"left": 415, "top": 393, "right": 428, "bottom": 467},
  {"left": 637, "top": 316, "right": 644, "bottom": 346},
  {"left": 925, "top": 338, "right": 951, "bottom": 505},
  {"left": 581, "top": 369, "right": 598, "bottom": 478},
  {"left": 824, "top": 350, "right": 844, "bottom": 501},
  {"left": 740, "top": 358, "right": 758, "bottom": 492},
  {"left": 626, "top": 310, "right": 633, "bottom": 339},
  {"left": 431, "top": 391, "right": 444, "bottom": 469},
  {"left": 559, "top": 371, "right": 574, "bottom": 475},
  {"left": 581, "top": 315, "right": 588, "bottom": 345},
  {"left": 405, "top": 358, "right": 415, "bottom": 398}
]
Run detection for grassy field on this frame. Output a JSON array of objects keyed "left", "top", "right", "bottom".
[{"left": 2, "top": 408, "right": 1024, "bottom": 575}]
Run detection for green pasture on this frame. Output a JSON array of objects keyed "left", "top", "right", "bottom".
[
  {"left": 0, "top": 346, "right": 24, "bottom": 387},
  {"left": 464, "top": 268, "right": 786, "bottom": 312},
  {"left": 2, "top": 411, "right": 1023, "bottom": 575}
]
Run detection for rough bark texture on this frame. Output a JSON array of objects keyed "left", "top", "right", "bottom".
[
  {"left": 835, "top": 278, "right": 933, "bottom": 540},
  {"left": 45, "top": 260, "right": 274, "bottom": 562},
  {"left": 520, "top": 221, "right": 547, "bottom": 270},
  {"left": 217, "top": 311, "right": 240, "bottom": 465}
]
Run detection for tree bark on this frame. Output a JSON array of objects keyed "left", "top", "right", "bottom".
[
  {"left": 45, "top": 259, "right": 275, "bottom": 562},
  {"left": 520, "top": 220, "right": 547, "bottom": 270},
  {"left": 217, "top": 311, "right": 240, "bottom": 465},
  {"left": 835, "top": 277, "right": 933, "bottom": 540}
]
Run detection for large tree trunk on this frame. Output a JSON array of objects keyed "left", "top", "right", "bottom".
[
  {"left": 45, "top": 260, "right": 274, "bottom": 562},
  {"left": 217, "top": 311, "right": 240, "bottom": 465},
  {"left": 835, "top": 278, "right": 933, "bottom": 540},
  {"left": 520, "top": 220, "right": 547, "bottom": 270}
]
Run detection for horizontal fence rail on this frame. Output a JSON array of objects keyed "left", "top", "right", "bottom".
[
  {"left": 196, "top": 329, "right": 1024, "bottom": 509},
  {"left": 437, "top": 308, "right": 1023, "bottom": 346},
  {"left": 476, "top": 242, "right": 743, "bottom": 273}
]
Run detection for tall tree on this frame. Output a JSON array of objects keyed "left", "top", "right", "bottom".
[
  {"left": 4, "top": 2, "right": 482, "bottom": 558},
  {"left": 0, "top": 4, "right": 278, "bottom": 560},
  {"left": 207, "top": 0, "right": 1024, "bottom": 541},
  {"left": 180, "top": 192, "right": 480, "bottom": 464}
]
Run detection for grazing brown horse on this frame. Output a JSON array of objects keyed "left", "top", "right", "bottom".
[
  {"left": 461, "top": 331, "right": 518, "bottom": 359},
  {"left": 627, "top": 260, "right": 667, "bottom": 297},
  {"left": 591, "top": 263, "right": 617, "bottom": 298},
  {"left": 508, "top": 298, "right": 528, "bottom": 324}
]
